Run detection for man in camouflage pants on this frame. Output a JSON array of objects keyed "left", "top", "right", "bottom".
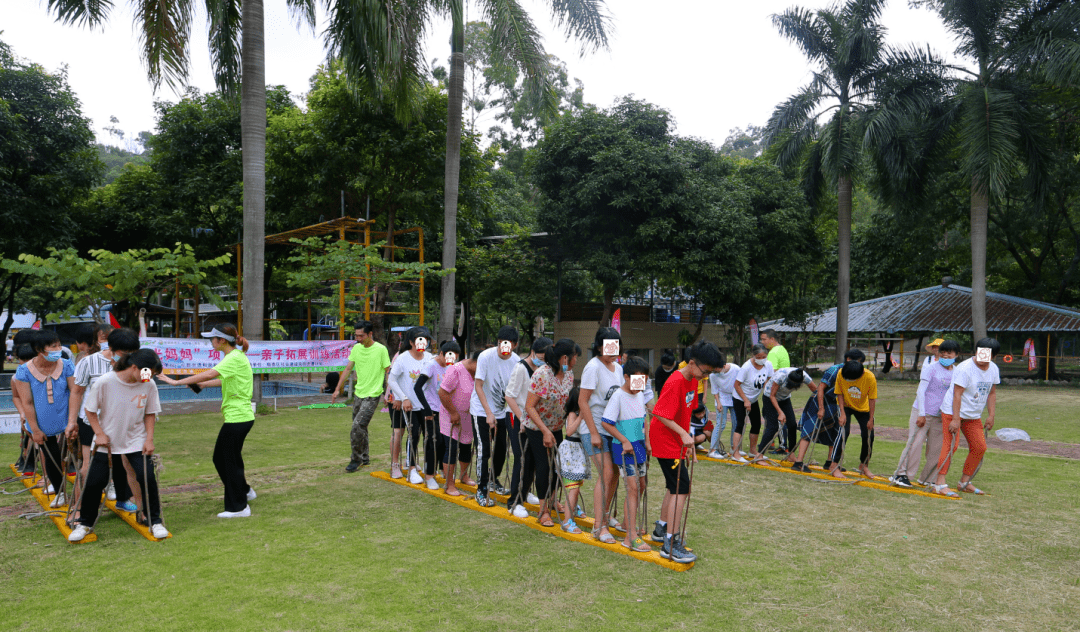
[{"left": 332, "top": 320, "right": 391, "bottom": 472}]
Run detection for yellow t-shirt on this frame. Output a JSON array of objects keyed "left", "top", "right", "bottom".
[
  {"left": 835, "top": 370, "right": 877, "bottom": 412},
  {"left": 677, "top": 361, "right": 707, "bottom": 396}
]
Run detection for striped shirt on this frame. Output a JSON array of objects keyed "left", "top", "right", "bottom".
[{"left": 75, "top": 351, "right": 115, "bottom": 419}]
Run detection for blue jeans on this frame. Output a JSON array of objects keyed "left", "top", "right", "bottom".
[{"left": 711, "top": 406, "right": 736, "bottom": 451}]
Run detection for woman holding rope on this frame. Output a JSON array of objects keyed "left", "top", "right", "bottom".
[
  {"left": 12, "top": 329, "right": 76, "bottom": 509},
  {"left": 68, "top": 349, "right": 168, "bottom": 542},
  {"left": 157, "top": 325, "right": 255, "bottom": 518},
  {"left": 524, "top": 338, "right": 579, "bottom": 529}
]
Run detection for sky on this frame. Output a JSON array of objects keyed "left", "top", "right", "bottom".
[{"left": 4, "top": 0, "right": 959, "bottom": 149}]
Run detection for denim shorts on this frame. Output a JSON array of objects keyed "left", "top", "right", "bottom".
[{"left": 579, "top": 432, "right": 610, "bottom": 456}]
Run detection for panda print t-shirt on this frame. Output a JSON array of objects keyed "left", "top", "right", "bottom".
[{"left": 735, "top": 358, "right": 774, "bottom": 403}]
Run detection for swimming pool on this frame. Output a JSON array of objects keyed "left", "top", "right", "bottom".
[{"left": 0, "top": 381, "right": 323, "bottom": 412}]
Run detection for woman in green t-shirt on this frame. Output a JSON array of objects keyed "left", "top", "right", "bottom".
[{"left": 158, "top": 324, "right": 255, "bottom": 518}]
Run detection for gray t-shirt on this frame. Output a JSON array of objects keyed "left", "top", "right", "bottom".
[
  {"left": 763, "top": 367, "right": 814, "bottom": 401},
  {"left": 83, "top": 371, "right": 162, "bottom": 455},
  {"left": 580, "top": 357, "right": 624, "bottom": 437}
]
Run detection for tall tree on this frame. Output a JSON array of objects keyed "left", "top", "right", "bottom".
[
  {"left": 0, "top": 39, "right": 101, "bottom": 344},
  {"left": 764, "top": 0, "right": 888, "bottom": 362},
  {"left": 911, "top": 0, "right": 1080, "bottom": 340}
]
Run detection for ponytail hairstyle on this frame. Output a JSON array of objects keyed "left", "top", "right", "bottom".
[
  {"left": 216, "top": 323, "right": 250, "bottom": 353},
  {"left": 564, "top": 386, "right": 581, "bottom": 417},
  {"left": 114, "top": 348, "right": 163, "bottom": 375},
  {"left": 545, "top": 338, "right": 578, "bottom": 376}
]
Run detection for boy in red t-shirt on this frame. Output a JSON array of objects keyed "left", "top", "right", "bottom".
[{"left": 648, "top": 340, "right": 722, "bottom": 564}]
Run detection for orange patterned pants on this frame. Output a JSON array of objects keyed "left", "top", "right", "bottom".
[{"left": 937, "top": 415, "right": 987, "bottom": 478}]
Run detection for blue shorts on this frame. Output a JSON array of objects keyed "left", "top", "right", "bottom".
[
  {"left": 580, "top": 432, "right": 610, "bottom": 456},
  {"left": 612, "top": 440, "right": 648, "bottom": 476}
]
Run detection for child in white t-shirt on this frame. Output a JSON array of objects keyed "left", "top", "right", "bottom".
[
  {"left": 69, "top": 349, "right": 168, "bottom": 542},
  {"left": 932, "top": 338, "right": 1001, "bottom": 497},
  {"left": 708, "top": 360, "right": 738, "bottom": 457},
  {"left": 600, "top": 356, "right": 651, "bottom": 552}
]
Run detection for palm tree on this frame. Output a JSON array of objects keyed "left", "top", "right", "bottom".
[
  {"left": 434, "top": 0, "right": 612, "bottom": 345},
  {"left": 911, "top": 0, "right": 1080, "bottom": 340},
  {"left": 764, "top": 0, "right": 887, "bottom": 362},
  {"left": 42, "top": 0, "right": 424, "bottom": 353}
]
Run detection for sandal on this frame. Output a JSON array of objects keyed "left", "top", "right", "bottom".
[
  {"left": 607, "top": 517, "right": 625, "bottom": 531},
  {"left": 957, "top": 482, "right": 986, "bottom": 495},
  {"left": 931, "top": 484, "right": 959, "bottom": 498},
  {"left": 621, "top": 536, "right": 651, "bottom": 553},
  {"left": 538, "top": 513, "right": 555, "bottom": 528},
  {"left": 593, "top": 528, "right": 616, "bottom": 544},
  {"left": 561, "top": 519, "right": 582, "bottom": 534}
]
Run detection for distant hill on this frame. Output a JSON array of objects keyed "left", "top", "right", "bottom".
[{"left": 96, "top": 144, "right": 150, "bottom": 185}]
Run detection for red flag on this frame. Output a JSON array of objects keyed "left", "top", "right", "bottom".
[
  {"left": 30, "top": 320, "right": 41, "bottom": 330},
  {"left": 108, "top": 311, "right": 121, "bottom": 328},
  {"left": 612, "top": 308, "right": 621, "bottom": 334}
]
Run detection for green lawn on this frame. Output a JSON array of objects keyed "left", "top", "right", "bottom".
[{"left": 1, "top": 384, "right": 1078, "bottom": 631}]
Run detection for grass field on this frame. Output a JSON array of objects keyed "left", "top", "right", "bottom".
[{"left": 1, "top": 382, "right": 1078, "bottom": 631}]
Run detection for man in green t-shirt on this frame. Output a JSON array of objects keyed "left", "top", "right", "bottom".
[
  {"left": 332, "top": 320, "right": 391, "bottom": 472},
  {"left": 761, "top": 329, "right": 790, "bottom": 370}
]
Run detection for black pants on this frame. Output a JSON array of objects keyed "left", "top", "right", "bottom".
[
  {"left": 79, "top": 451, "right": 161, "bottom": 527},
  {"left": 213, "top": 421, "right": 254, "bottom": 512},
  {"left": 525, "top": 427, "right": 562, "bottom": 506},
  {"left": 506, "top": 414, "right": 535, "bottom": 508},
  {"left": 733, "top": 399, "right": 761, "bottom": 435},
  {"left": 410, "top": 412, "right": 438, "bottom": 476},
  {"left": 473, "top": 415, "right": 508, "bottom": 494},
  {"left": 441, "top": 432, "right": 473, "bottom": 465},
  {"left": 759, "top": 398, "right": 797, "bottom": 452},
  {"left": 32, "top": 434, "right": 65, "bottom": 493},
  {"left": 78, "top": 418, "right": 132, "bottom": 501},
  {"left": 843, "top": 408, "right": 874, "bottom": 465}
]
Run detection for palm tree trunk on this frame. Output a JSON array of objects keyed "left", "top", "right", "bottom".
[
  {"left": 835, "top": 174, "right": 852, "bottom": 362},
  {"left": 438, "top": 11, "right": 465, "bottom": 346},
  {"left": 970, "top": 181, "right": 988, "bottom": 341},
  {"left": 241, "top": 0, "right": 266, "bottom": 401}
]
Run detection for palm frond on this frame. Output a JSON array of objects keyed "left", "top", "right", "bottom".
[
  {"left": 772, "top": 7, "right": 831, "bottom": 65},
  {"left": 764, "top": 82, "right": 823, "bottom": 149},
  {"left": 957, "top": 82, "right": 1023, "bottom": 197},
  {"left": 45, "top": 0, "right": 114, "bottom": 28},
  {"left": 546, "top": 0, "right": 612, "bottom": 56},
  {"left": 205, "top": 0, "right": 242, "bottom": 96},
  {"left": 136, "top": 0, "right": 195, "bottom": 91},
  {"left": 286, "top": 0, "right": 318, "bottom": 34}
]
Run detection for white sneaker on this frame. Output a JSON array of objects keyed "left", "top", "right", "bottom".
[
  {"left": 106, "top": 481, "right": 116, "bottom": 501},
  {"left": 151, "top": 523, "right": 170, "bottom": 539},
  {"left": 45, "top": 484, "right": 55, "bottom": 494},
  {"left": 707, "top": 450, "right": 724, "bottom": 459},
  {"left": 246, "top": 488, "right": 257, "bottom": 501},
  {"left": 731, "top": 455, "right": 749, "bottom": 464},
  {"left": 216, "top": 506, "right": 251, "bottom": 518},
  {"left": 425, "top": 477, "right": 439, "bottom": 490},
  {"left": 526, "top": 493, "right": 540, "bottom": 505},
  {"left": 49, "top": 492, "right": 66, "bottom": 508},
  {"left": 511, "top": 504, "right": 529, "bottom": 519},
  {"left": 408, "top": 468, "right": 424, "bottom": 485},
  {"left": 68, "top": 524, "right": 92, "bottom": 542}
]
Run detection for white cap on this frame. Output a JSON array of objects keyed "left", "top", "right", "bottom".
[{"left": 201, "top": 328, "right": 236, "bottom": 342}]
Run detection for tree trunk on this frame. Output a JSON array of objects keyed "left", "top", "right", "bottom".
[
  {"left": 599, "top": 285, "right": 616, "bottom": 327},
  {"left": 438, "top": 12, "right": 465, "bottom": 346},
  {"left": 835, "top": 174, "right": 852, "bottom": 362},
  {"left": 970, "top": 181, "right": 988, "bottom": 342},
  {"left": 241, "top": 0, "right": 266, "bottom": 402}
]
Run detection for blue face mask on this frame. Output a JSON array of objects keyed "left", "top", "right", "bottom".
[
  {"left": 562, "top": 364, "right": 569, "bottom": 373},
  {"left": 939, "top": 357, "right": 956, "bottom": 367},
  {"left": 45, "top": 350, "right": 63, "bottom": 362},
  {"left": 532, "top": 356, "right": 543, "bottom": 366}
]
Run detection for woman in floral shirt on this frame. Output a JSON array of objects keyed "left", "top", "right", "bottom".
[{"left": 525, "top": 338, "right": 580, "bottom": 527}]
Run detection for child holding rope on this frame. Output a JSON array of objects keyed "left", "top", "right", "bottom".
[
  {"left": 12, "top": 329, "right": 76, "bottom": 508},
  {"left": 69, "top": 349, "right": 168, "bottom": 542},
  {"left": 836, "top": 359, "right": 879, "bottom": 479},
  {"left": 707, "top": 358, "right": 738, "bottom": 458},
  {"left": 415, "top": 340, "right": 462, "bottom": 479},
  {"left": 601, "top": 356, "right": 652, "bottom": 552},
  {"left": 650, "top": 340, "right": 722, "bottom": 564},
  {"left": 389, "top": 327, "right": 434, "bottom": 486},
  {"left": 503, "top": 337, "right": 551, "bottom": 518},
  {"left": 438, "top": 350, "right": 480, "bottom": 497},
  {"left": 932, "top": 338, "right": 1000, "bottom": 497},
  {"left": 556, "top": 387, "right": 587, "bottom": 533}
]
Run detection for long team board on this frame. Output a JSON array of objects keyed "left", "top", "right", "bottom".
[
  {"left": 371, "top": 470, "right": 694, "bottom": 571},
  {"left": 7, "top": 463, "right": 171, "bottom": 542}
]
